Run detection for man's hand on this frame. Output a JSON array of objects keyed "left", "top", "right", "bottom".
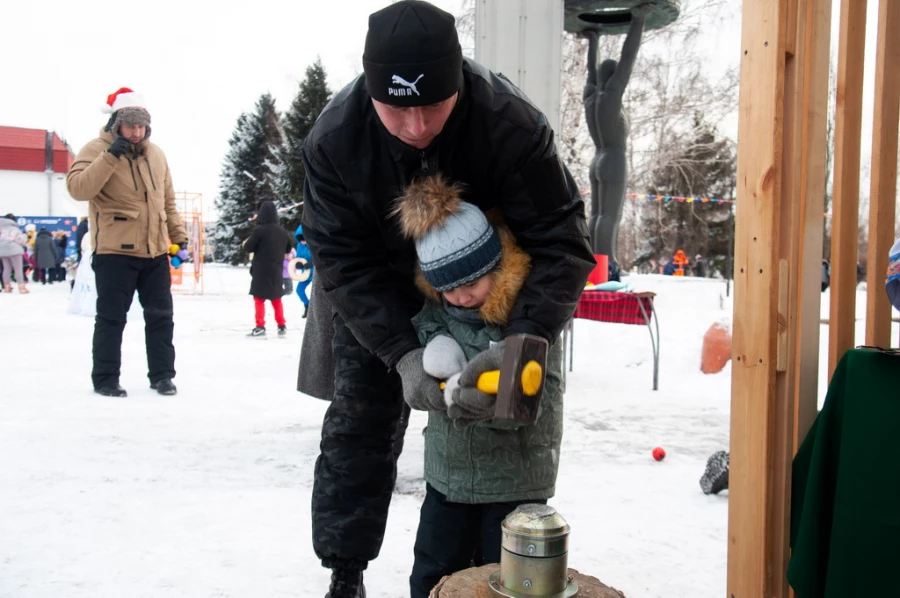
[
  {"left": 107, "top": 136, "right": 132, "bottom": 159},
  {"left": 396, "top": 348, "right": 447, "bottom": 412},
  {"left": 447, "top": 340, "right": 506, "bottom": 428}
]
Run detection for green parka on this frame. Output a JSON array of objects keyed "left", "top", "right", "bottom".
[{"left": 412, "top": 220, "right": 565, "bottom": 504}]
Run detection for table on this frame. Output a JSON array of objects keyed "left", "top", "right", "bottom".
[{"left": 562, "top": 290, "right": 660, "bottom": 390}]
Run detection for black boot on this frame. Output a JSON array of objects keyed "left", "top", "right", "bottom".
[
  {"left": 324, "top": 567, "right": 365, "bottom": 598},
  {"left": 302, "top": 304, "right": 308, "bottom": 319},
  {"left": 150, "top": 378, "right": 177, "bottom": 396},
  {"left": 94, "top": 384, "right": 128, "bottom": 398}
]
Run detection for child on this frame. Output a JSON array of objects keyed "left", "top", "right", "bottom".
[
  {"left": 0, "top": 213, "right": 29, "bottom": 293},
  {"left": 393, "top": 175, "right": 564, "bottom": 598},
  {"left": 293, "top": 225, "right": 314, "bottom": 319},
  {"left": 244, "top": 201, "right": 294, "bottom": 338},
  {"left": 283, "top": 247, "right": 296, "bottom": 297}
]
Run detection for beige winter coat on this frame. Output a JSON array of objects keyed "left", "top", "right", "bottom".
[{"left": 67, "top": 128, "right": 187, "bottom": 258}]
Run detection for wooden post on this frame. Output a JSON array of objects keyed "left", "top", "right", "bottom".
[
  {"left": 865, "top": 0, "right": 900, "bottom": 349},
  {"left": 828, "top": 0, "right": 867, "bottom": 377},
  {"left": 791, "top": 0, "right": 832, "bottom": 449},
  {"left": 729, "top": 1, "right": 786, "bottom": 596}
]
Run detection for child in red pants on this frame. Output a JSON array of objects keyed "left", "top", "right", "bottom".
[{"left": 243, "top": 201, "right": 294, "bottom": 338}]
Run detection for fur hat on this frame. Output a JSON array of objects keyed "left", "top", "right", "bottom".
[
  {"left": 363, "top": 1, "right": 463, "bottom": 107},
  {"left": 102, "top": 87, "right": 151, "bottom": 136},
  {"left": 393, "top": 175, "right": 501, "bottom": 292}
]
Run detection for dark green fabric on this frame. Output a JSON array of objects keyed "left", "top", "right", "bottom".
[
  {"left": 788, "top": 348, "right": 900, "bottom": 597},
  {"left": 412, "top": 300, "right": 564, "bottom": 504}
]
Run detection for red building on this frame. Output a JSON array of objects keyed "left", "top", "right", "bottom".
[{"left": 0, "top": 126, "right": 82, "bottom": 217}]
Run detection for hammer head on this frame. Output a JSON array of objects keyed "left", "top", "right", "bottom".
[{"left": 493, "top": 333, "right": 549, "bottom": 425}]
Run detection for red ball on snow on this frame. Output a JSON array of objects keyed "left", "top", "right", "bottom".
[{"left": 652, "top": 447, "right": 666, "bottom": 461}]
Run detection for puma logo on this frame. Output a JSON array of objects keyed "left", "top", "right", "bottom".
[{"left": 388, "top": 74, "right": 424, "bottom": 97}]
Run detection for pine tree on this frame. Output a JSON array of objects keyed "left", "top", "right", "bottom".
[
  {"left": 278, "top": 58, "right": 332, "bottom": 232},
  {"left": 638, "top": 116, "right": 736, "bottom": 276},
  {"left": 214, "top": 94, "right": 284, "bottom": 265}
]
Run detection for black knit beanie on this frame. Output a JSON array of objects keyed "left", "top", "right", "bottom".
[{"left": 363, "top": 1, "right": 463, "bottom": 107}]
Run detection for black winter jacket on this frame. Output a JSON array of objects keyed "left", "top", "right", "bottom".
[
  {"left": 301, "top": 58, "right": 594, "bottom": 368},
  {"left": 245, "top": 201, "right": 293, "bottom": 301}
]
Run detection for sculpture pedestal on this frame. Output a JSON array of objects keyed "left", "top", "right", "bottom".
[
  {"left": 564, "top": 0, "right": 680, "bottom": 35},
  {"left": 428, "top": 564, "right": 627, "bottom": 598}
]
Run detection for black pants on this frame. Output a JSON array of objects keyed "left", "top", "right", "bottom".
[
  {"left": 311, "top": 313, "right": 407, "bottom": 570},
  {"left": 91, "top": 253, "right": 175, "bottom": 388},
  {"left": 410, "top": 484, "right": 546, "bottom": 598}
]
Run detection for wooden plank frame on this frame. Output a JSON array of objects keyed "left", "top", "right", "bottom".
[
  {"left": 828, "top": 0, "right": 868, "bottom": 377},
  {"left": 865, "top": 0, "right": 900, "bottom": 349},
  {"left": 729, "top": 0, "right": 831, "bottom": 596},
  {"left": 729, "top": 1, "right": 786, "bottom": 595}
]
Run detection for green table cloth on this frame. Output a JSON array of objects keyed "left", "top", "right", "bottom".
[{"left": 789, "top": 348, "right": 900, "bottom": 597}]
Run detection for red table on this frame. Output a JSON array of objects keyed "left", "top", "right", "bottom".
[{"left": 563, "top": 289, "right": 660, "bottom": 390}]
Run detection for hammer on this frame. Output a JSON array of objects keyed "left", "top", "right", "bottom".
[
  {"left": 439, "top": 334, "right": 548, "bottom": 425},
  {"left": 491, "top": 334, "right": 549, "bottom": 424}
]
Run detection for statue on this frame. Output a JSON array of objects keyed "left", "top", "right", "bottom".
[{"left": 582, "top": 4, "right": 652, "bottom": 263}]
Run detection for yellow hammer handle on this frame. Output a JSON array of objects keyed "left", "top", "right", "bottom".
[
  {"left": 475, "top": 360, "right": 543, "bottom": 396},
  {"left": 476, "top": 371, "right": 500, "bottom": 394}
]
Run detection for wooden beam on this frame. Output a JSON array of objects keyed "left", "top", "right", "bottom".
[
  {"left": 865, "top": 0, "right": 900, "bottom": 349},
  {"left": 793, "top": 0, "right": 832, "bottom": 449},
  {"left": 729, "top": 0, "right": 785, "bottom": 596},
  {"left": 828, "top": 0, "right": 867, "bottom": 377}
]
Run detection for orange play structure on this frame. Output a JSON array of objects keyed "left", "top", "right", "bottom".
[{"left": 170, "top": 191, "right": 205, "bottom": 294}]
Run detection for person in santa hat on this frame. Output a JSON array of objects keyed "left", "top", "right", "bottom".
[{"left": 66, "top": 87, "right": 188, "bottom": 398}]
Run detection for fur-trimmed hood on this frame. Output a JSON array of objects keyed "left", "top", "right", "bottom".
[{"left": 394, "top": 175, "right": 531, "bottom": 326}]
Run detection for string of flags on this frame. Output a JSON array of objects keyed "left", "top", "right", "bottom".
[
  {"left": 578, "top": 191, "right": 734, "bottom": 204},
  {"left": 627, "top": 193, "right": 734, "bottom": 204}
]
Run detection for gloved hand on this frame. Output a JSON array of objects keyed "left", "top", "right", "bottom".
[
  {"left": 422, "top": 335, "right": 468, "bottom": 379},
  {"left": 107, "top": 136, "right": 132, "bottom": 159},
  {"left": 396, "top": 348, "right": 447, "bottom": 412},
  {"left": 447, "top": 340, "right": 506, "bottom": 429}
]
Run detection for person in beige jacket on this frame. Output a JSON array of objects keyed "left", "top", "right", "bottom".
[{"left": 67, "top": 87, "right": 187, "bottom": 398}]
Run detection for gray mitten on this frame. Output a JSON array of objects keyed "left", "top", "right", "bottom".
[
  {"left": 423, "top": 335, "right": 468, "bottom": 379},
  {"left": 396, "top": 348, "right": 447, "bottom": 412},
  {"left": 447, "top": 340, "right": 506, "bottom": 429},
  {"left": 448, "top": 385, "right": 496, "bottom": 430}
]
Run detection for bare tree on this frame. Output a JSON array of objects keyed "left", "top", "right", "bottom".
[
  {"left": 562, "top": 0, "right": 739, "bottom": 269},
  {"left": 456, "top": 0, "right": 476, "bottom": 58},
  {"left": 456, "top": 0, "right": 740, "bottom": 269}
]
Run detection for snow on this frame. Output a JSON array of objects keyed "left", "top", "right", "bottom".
[{"left": 2, "top": 266, "right": 897, "bottom": 597}]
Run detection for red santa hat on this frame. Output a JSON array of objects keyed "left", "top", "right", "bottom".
[{"left": 101, "top": 87, "right": 147, "bottom": 113}]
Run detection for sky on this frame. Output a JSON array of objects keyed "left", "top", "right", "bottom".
[
  {"left": 0, "top": 0, "right": 885, "bottom": 221},
  {"left": 0, "top": 0, "right": 463, "bottom": 218}
]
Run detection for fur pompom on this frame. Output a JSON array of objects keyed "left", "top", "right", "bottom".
[{"left": 391, "top": 175, "right": 465, "bottom": 240}]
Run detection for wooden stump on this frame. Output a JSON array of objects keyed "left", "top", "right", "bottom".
[{"left": 429, "top": 564, "right": 626, "bottom": 598}]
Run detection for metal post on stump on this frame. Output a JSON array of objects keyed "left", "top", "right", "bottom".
[{"left": 429, "top": 505, "right": 627, "bottom": 598}]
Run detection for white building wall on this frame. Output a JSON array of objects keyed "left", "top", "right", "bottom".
[
  {"left": 475, "top": 0, "right": 564, "bottom": 135},
  {"left": 0, "top": 170, "right": 86, "bottom": 218}
]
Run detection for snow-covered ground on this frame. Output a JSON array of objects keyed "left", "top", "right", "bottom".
[{"left": 1, "top": 265, "right": 896, "bottom": 598}]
